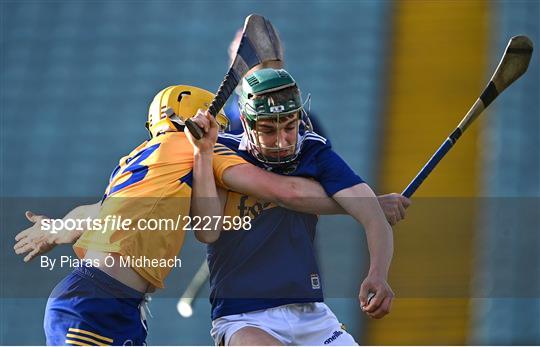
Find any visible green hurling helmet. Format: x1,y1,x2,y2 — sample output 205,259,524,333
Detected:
239,68,303,128
238,68,313,165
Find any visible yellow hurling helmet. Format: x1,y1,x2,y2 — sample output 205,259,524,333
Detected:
146,85,230,138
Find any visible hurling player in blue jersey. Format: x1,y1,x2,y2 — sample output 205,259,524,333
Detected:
191,68,399,346
223,30,409,227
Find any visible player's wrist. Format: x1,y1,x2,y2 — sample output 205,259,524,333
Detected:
367,267,389,280
56,229,83,244
193,149,214,157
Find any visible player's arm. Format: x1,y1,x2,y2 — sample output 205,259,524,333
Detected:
14,202,100,262
315,146,394,318
333,183,394,319
223,165,410,221
186,110,225,244
222,164,344,214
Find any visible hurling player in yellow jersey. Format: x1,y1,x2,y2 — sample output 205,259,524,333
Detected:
13,85,358,346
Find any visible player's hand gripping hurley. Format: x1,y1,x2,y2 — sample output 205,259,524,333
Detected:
185,14,283,139
402,35,533,198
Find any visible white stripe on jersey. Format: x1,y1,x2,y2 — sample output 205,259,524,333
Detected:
301,131,327,144
218,133,243,143
220,132,243,138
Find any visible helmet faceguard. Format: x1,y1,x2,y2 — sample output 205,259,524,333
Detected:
239,69,312,164
147,85,229,138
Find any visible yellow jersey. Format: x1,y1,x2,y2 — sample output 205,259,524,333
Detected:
74,132,245,288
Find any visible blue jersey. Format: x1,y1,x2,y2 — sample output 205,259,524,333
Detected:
208,132,364,320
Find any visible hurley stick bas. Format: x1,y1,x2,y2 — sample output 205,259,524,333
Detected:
402,35,533,198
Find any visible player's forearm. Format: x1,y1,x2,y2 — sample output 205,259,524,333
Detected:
276,176,345,214
333,184,394,278
363,218,393,278
70,202,100,220
342,204,393,277
192,152,223,243
56,202,101,244
223,164,344,214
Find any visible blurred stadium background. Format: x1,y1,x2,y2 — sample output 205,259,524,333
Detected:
1,0,538,345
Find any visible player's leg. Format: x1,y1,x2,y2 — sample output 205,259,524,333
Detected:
290,303,359,345
229,326,283,346
211,308,290,346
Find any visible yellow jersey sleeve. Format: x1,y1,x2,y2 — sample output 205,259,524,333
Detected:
212,143,246,190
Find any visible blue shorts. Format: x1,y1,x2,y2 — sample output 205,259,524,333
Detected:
44,265,147,346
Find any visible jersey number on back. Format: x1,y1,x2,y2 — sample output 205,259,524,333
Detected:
106,143,161,197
